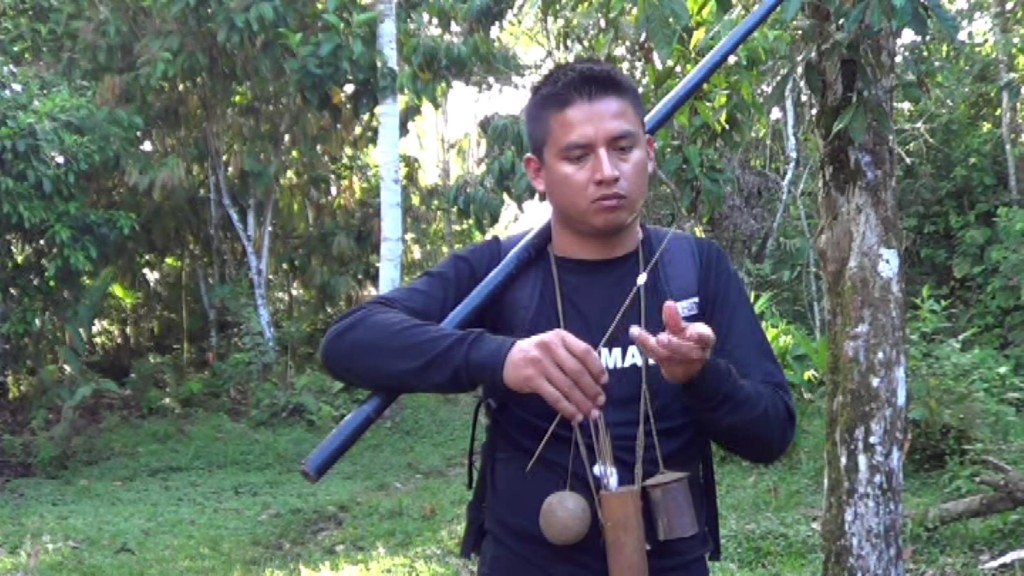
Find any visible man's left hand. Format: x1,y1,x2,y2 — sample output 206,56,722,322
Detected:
629,300,716,384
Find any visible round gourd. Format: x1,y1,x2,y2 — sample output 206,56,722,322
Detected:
538,490,591,546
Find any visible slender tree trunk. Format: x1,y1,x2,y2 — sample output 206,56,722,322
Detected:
377,0,402,294
762,74,801,261
809,10,908,576
796,168,824,339
205,170,221,362
440,108,454,254
196,264,217,365
206,129,277,357
0,301,8,398
181,251,188,378
992,0,1019,200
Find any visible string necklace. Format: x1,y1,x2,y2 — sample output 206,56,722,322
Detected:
527,228,674,500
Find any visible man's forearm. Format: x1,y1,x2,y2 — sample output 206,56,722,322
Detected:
320,301,516,395
684,357,796,463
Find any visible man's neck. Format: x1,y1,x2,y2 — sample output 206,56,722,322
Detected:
550,224,643,260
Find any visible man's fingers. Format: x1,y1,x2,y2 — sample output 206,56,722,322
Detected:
548,332,605,411
557,330,610,387
539,353,601,420
628,321,716,385
662,300,685,335
683,323,716,350
628,325,670,363
532,379,584,423
655,332,711,361
631,325,711,362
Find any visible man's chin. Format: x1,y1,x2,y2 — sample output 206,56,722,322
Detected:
590,212,641,236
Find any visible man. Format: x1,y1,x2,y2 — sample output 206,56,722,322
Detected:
320,59,795,575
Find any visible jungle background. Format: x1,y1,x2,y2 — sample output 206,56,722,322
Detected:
0,0,1021,574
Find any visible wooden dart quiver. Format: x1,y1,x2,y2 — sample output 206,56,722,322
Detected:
642,470,699,541
599,486,648,576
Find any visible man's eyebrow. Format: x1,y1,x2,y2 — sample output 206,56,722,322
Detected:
610,128,642,142
557,129,641,155
557,141,591,155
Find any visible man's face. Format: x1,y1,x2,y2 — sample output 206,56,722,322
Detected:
525,96,655,241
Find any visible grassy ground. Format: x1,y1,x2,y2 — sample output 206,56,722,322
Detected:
1,395,1020,575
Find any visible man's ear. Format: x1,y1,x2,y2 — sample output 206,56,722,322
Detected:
646,134,657,175
524,153,546,194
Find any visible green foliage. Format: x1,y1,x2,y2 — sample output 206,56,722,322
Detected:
440,113,533,233
752,291,827,399
0,59,139,461
1,0,526,411
886,17,1024,469
122,353,182,414
950,206,1024,363
0,61,138,362
251,369,353,427
905,286,1022,471
898,26,1024,361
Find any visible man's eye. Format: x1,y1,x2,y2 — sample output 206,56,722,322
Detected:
567,154,588,163
617,144,635,153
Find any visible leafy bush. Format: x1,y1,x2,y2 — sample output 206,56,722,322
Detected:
122,353,181,414
250,369,353,427
905,286,1022,471
955,205,1024,365
752,291,828,400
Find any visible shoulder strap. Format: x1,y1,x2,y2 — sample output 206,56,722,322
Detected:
648,225,701,308
460,230,543,559
499,230,545,336
647,225,721,561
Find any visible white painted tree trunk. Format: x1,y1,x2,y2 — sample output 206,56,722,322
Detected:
206,130,277,358
992,0,1019,199
376,0,402,294
810,19,908,576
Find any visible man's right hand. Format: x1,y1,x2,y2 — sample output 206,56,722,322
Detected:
502,329,608,423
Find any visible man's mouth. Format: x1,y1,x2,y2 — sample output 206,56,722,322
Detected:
594,193,627,207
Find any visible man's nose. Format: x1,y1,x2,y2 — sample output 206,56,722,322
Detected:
593,149,621,184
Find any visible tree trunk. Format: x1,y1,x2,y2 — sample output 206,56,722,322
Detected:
762,74,800,262
377,0,402,294
440,107,455,254
992,0,1019,200
205,170,222,362
810,9,908,576
196,264,217,365
796,168,824,339
206,129,277,358
0,301,8,399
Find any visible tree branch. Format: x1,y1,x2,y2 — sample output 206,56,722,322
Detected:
655,168,698,232
921,458,1024,529
981,548,1024,571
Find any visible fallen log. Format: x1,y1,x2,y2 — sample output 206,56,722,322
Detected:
923,457,1024,529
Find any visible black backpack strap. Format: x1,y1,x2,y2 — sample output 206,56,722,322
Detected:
649,225,700,318
460,395,498,558
647,226,721,561
498,229,545,336
460,229,546,559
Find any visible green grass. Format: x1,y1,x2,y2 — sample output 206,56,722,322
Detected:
1,397,1021,575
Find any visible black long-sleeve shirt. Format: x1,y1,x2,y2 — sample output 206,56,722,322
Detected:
321,225,796,574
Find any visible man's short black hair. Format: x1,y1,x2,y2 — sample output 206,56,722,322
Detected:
524,59,645,159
